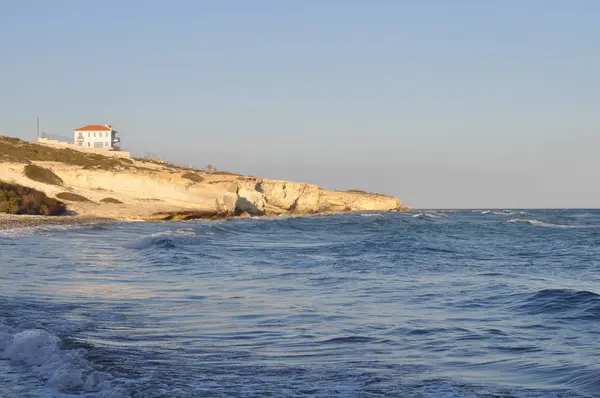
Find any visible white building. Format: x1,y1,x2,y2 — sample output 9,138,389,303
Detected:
73,124,120,149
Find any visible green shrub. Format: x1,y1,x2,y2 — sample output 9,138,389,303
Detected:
182,172,204,183
100,197,123,204
23,164,63,186
0,181,66,215
56,192,91,202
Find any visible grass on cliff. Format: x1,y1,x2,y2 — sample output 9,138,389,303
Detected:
344,189,390,197
24,164,64,186
0,136,133,169
56,192,91,202
0,181,67,215
182,172,204,183
1,136,242,175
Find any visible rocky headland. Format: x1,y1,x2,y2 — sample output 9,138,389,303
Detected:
0,136,406,225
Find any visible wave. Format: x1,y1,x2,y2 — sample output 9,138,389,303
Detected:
0,303,129,398
481,210,530,216
318,336,377,344
514,289,600,319
507,219,582,228
360,213,383,218
124,228,198,250
1,329,121,394
412,212,444,220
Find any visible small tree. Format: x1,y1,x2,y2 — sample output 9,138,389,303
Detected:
206,164,214,174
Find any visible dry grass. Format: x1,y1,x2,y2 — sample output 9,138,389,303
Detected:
0,136,133,170
0,181,67,215
23,164,63,186
1,136,241,175
132,155,242,176
345,189,389,197
56,192,91,202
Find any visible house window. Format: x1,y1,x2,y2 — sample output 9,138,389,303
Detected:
88,132,90,137
105,142,108,147
93,132,96,137
105,132,108,137
88,142,90,147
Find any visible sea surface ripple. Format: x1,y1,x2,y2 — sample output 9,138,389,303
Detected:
1,210,600,397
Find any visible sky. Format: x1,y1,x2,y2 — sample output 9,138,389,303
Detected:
1,0,599,208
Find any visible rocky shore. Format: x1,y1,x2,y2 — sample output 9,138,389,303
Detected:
0,214,113,230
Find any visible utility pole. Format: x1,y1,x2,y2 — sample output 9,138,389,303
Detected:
36,117,39,140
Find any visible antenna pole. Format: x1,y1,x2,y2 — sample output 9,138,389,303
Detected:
36,117,39,140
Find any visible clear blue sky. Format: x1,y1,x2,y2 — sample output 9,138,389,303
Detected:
2,1,599,208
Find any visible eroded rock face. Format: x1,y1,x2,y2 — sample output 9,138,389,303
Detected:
230,178,401,216
320,190,403,213
0,161,403,220
235,187,266,216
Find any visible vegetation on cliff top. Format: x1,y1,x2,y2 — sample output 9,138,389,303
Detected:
100,197,124,204
24,164,64,186
56,192,92,202
344,189,391,197
0,136,133,169
0,181,67,215
1,136,243,175
182,172,205,183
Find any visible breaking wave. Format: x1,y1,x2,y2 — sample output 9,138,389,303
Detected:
0,298,132,397
123,228,198,250
1,329,121,395
507,219,580,228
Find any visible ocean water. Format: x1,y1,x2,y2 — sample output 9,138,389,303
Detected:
1,210,600,397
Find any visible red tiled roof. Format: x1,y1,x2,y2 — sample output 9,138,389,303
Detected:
73,124,112,131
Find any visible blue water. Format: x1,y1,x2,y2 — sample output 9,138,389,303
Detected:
1,210,600,397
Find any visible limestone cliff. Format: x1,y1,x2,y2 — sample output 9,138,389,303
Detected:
0,147,404,220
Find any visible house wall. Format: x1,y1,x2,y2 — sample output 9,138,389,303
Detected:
74,130,113,149
36,137,130,158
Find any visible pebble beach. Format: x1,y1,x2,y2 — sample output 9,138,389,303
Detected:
0,214,113,230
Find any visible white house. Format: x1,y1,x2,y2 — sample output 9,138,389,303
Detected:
73,124,120,149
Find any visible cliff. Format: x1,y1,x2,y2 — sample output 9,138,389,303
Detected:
0,137,405,220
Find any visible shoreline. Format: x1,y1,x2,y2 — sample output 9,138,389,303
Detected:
0,214,116,230
0,209,413,230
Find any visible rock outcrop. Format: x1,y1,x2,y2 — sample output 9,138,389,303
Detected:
204,176,403,217
0,160,405,220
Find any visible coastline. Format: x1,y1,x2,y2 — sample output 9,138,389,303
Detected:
0,208,413,230
0,214,115,230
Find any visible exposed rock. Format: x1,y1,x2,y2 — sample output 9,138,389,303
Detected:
235,187,266,216
0,158,405,221
145,210,229,221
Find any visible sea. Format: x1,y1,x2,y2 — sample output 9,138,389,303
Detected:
1,210,599,398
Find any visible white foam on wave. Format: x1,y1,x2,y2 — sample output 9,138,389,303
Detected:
149,228,198,238
1,328,127,397
481,210,531,217
507,219,582,228
413,212,444,219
